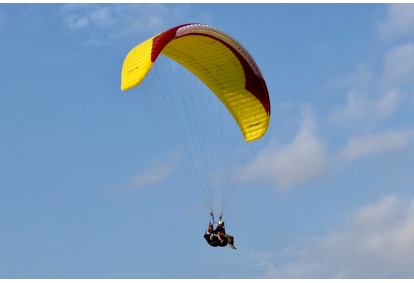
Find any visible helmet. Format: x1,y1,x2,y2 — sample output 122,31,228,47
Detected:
219,220,225,226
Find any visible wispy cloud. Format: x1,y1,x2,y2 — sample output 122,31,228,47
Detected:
248,195,414,278
128,153,179,191
329,88,404,126
383,42,414,86
242,105,414,191
327,44,412,127
241,106,331,190
337,129,414,162
60,4,191,45
377,4,414,40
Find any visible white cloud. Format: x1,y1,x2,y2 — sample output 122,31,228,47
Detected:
383,42,414,86
60,4,189,44
242,103,414,191
129,153,179,191
337,129,414,162
326,60,405,127
242,96,412,191
241,107,330,190
377,4,414,40
326,63,373,92
329,88,404,126
328,25,414,128
249,195,414,278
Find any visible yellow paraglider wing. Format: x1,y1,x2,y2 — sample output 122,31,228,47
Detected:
121,23,270,142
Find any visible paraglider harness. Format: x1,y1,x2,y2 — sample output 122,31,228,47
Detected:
209,211,222,226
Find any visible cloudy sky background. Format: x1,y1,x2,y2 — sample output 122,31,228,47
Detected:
1,3,414,278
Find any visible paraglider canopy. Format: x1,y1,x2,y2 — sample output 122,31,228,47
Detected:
121,23,270,142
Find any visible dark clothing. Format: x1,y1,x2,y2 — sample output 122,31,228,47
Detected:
204,231,219,247
214,225,225,235
214,224,234,247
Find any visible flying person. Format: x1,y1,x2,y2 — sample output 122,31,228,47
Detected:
214,220,236,249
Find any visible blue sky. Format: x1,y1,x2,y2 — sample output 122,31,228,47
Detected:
1,3,414,279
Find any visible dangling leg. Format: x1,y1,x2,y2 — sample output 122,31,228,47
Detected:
228,235,236,249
